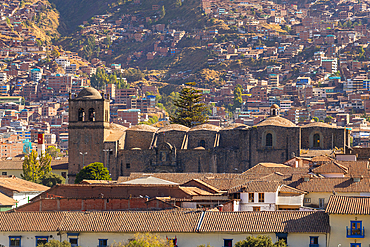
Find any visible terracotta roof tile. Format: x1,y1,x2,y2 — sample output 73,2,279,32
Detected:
199,211,329,233
0,210,329,233
312,161,349,174
0,176,49,194
228,181,281,193
326,195,370,215
290,177,370,193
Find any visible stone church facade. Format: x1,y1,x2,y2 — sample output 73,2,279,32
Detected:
68,88,351,182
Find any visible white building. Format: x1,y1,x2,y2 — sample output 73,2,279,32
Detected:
230,180,305,211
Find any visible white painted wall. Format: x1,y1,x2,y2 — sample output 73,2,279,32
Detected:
0,231,328,247
276,194,304,206
13,191,43,207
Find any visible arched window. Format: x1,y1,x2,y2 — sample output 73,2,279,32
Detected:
199,140,206,148
88,108,95,121
78,108,85,121
313,133,320,148
266,133,273,147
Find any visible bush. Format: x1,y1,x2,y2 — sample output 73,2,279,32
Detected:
75,162,111,184
235,235,287,247
37,240,71,247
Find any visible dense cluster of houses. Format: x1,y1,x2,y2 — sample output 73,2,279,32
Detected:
0,154,368,247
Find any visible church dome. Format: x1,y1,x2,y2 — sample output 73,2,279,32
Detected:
255,116,296,127
271,104,280,109
76,87,102,100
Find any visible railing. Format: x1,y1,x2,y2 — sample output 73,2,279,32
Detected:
346,226,365,238
309,244,319,247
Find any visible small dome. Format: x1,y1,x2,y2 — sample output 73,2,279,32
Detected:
271,104,280,109
76,87,102,100
189,123,221,132
127,124,158,132
255,116,296,127
157,124,190,133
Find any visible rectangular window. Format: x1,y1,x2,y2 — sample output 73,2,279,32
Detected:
350,244,361,247
351,221,362,236
2,172,7,175
9,236,21,247
249,193,254,202
304,198,311,203
224,239,233,247
253,206,260,211
99,239,108,247
69,238,78,247
276,233,287,244
61,172,67,178
319,198,325,208
259,193,265,202
36,236,48,246
126,163,130,169
309,236,318,247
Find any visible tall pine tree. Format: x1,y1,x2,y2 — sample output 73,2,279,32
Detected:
170,82,208,127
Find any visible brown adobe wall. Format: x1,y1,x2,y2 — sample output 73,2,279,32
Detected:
301,127,346,150
249,126,300,166
156,130,187,150
187,130,218,149
124,130,155,150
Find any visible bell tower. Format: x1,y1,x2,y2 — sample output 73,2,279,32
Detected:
68,87,110,183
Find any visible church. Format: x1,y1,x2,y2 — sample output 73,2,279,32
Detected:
68,87,351,183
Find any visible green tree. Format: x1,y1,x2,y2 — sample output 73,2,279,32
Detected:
235,235,287,247
75,162,111,184
313,117,319,122
324,116,333,124
38,172,65,187
22,150,52,183
112,233,173,247
233,84,243,110
37,240,71,247
170,82,208,127
46,146,60,158
160,6,166,18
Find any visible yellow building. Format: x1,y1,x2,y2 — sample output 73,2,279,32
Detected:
0,210,329,247
326,195,370,247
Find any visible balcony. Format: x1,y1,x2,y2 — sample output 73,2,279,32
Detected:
346,226,365,238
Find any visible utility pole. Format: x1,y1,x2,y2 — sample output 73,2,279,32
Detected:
79,152,87,167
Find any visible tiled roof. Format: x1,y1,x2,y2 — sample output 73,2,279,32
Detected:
0,210,329,233
242,163,309,178
0,176,49,193
312,161,348,174
179,186,214,196
199,211,329,233
290,177,370,193
326,195,370,215
0,193,16,206
228,180,281,193
311,155,333,162
0,211,65,232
